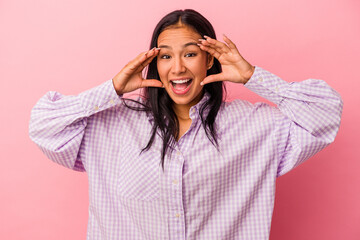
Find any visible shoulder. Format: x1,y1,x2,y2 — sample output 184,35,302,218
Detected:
217,99,279,129
117,96,149,116
221,99,275,116
86,95,150,126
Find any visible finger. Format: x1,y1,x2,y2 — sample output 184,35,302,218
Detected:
142,48,160,67
202,36,230,54
222,34,240,54
200,73,225,86
198,43,221,60
124,50,149,72
133,48,157,72
140,48,157,65
140,79,164,88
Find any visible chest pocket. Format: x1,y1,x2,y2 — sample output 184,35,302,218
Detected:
116,147,168,239
116,147,161,202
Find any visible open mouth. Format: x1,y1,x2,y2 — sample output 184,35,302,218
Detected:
171,78,193,89
170,78,193,95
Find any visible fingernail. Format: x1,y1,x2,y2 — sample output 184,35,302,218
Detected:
223,34,228,38
199,38,206,41
155,48,161,50
200,81,204,86
197,43,202,47
204,35,210,39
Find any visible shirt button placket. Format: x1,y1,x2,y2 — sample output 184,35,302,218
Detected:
170,150,185,239
176,151,182,165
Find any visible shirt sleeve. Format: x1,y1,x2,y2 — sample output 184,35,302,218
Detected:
29,79,122,171
244,66,343,177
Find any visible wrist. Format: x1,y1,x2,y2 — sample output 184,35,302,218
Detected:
242,65,255,85
112,77,123,95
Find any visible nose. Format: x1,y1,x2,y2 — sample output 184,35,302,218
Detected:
171,57,186,74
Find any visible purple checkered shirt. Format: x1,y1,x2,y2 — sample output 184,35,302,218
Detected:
29,66,343,239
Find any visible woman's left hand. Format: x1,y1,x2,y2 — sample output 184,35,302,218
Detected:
198,34,255,85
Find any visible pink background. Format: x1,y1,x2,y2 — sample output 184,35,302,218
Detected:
1,0,359,239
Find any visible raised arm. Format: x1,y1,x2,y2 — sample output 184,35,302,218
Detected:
244,67,343,176
29,80,121,171
29,47,163,171
198,35,343,176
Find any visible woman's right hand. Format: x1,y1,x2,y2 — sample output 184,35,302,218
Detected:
112,47,163,95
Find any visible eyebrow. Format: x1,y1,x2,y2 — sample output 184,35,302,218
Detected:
158,42,199,49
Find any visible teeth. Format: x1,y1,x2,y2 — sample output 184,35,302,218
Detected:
172,79,191,84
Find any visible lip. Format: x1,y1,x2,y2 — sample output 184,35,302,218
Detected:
170,79,193,95
170,77,192,82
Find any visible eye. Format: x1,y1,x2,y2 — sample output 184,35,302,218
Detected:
160,54,171,59
185,53,197,57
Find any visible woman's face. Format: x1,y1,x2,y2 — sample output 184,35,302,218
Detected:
157,26,212,108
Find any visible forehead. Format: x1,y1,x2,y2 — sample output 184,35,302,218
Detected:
157,26,202,46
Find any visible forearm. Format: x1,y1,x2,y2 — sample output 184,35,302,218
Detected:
245,66,343,176
29,80,121,171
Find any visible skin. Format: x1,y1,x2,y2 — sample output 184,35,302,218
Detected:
156,26,213,124
112,25,255,140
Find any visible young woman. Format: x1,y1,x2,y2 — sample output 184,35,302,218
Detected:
29,9,343,240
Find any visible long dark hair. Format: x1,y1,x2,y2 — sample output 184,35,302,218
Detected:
125,9,225,169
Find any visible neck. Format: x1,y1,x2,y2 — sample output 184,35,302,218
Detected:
173,104,191,121
172,91,204,121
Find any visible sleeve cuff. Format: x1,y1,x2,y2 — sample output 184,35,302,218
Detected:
79,79,122,116
244,66,290,105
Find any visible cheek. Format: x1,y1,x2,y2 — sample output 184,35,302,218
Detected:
196,55,209,73
156,62,167,80
193,61,208,77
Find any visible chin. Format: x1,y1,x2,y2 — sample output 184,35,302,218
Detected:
171,97,193,106
168,91,203,107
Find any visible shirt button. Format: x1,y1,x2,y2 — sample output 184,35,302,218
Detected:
176,151,181,156
94,105,99,110
275,86,279,92
173,179,178,185
175,213,181,218
258,77,263,82
191,108,196,114
109,99,115,104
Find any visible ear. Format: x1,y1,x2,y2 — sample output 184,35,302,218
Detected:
207,54,214,70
